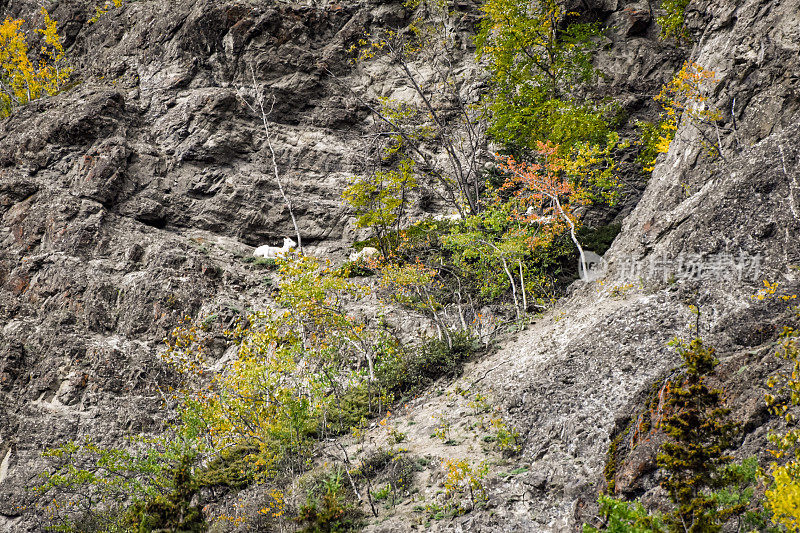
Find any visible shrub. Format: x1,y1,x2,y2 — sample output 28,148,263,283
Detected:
193,444,261,490
160,255,390,481
124,456,206,533
406,333,477,387
643,62,722,170
370,453,416,507
635,119,674,172
432,414,453,444
253,257,279,269
35,436,203,533
374,332,477,399
657,0,690,42
0,9,71,118
765,309,800,530
326,382,373,435
489,417,522,456
89,0,125,24
583,495,667,532
295,468,363,533
442,459,488,512
337,259,375,278
766,467,800,531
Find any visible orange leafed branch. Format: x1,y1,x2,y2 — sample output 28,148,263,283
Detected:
496,141,591,278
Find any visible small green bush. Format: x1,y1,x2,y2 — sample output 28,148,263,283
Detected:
635,120,667,171
193,444,260,490
295,468,363,533
326,383,373,434
377,332,477,396
657,0,690,42
379,454,416,507
241,255,279,269
374,332,478,397
579,224,622,257
410,333,475,382
358,449,393,479
337,260,375,278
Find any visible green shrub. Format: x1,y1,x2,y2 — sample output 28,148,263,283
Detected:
326,382,373,434
241,255,279,269
635,120,668,171
476,0,608,155
404,333,477,389
657,0,690,42
295,468,363,533
357,449,393,479
373,484,391,501
36,440,204,533
579,224,622,257
193,444,261,490
337,260,375,278
254,257,279,269
373,332,478,397
342,158,418,257
583,495,667,532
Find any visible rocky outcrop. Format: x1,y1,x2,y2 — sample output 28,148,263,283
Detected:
0,0,415,528
1,0,798,531
429,0,800,530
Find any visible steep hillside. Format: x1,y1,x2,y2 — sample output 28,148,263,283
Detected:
1,0,799,531
0,1,418,529
417,0,800,529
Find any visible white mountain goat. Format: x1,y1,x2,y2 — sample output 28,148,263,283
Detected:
254,237,296,259
525,205,553,224
432,212,462,222
349,246,379,263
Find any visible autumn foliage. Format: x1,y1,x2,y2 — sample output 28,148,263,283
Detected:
499,144,587,225
0,9,71,119
639,61,721,171
496,141,617,279
765,310,800,531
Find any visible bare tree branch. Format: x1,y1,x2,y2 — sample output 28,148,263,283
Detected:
239,64,304,254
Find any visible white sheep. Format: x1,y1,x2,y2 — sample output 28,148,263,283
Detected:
253,237,296,259
349,246,379,263
524,206,554,224
432,212,462,222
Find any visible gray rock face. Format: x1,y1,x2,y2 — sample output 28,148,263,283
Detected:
0,1,399,528
1,0,798,531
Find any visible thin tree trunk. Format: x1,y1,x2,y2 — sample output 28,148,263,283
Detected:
337,443,363,502
242,65,304,255
518,259,527,312
477,239,521,320
553,196,587,281
500,257,521,321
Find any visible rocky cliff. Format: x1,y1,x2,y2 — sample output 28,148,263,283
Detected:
1,0,799,531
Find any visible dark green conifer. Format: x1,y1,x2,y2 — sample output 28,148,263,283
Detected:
657,338,740,533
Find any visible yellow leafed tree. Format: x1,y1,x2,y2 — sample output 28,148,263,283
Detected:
0,9,71,119
765,307,800,531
